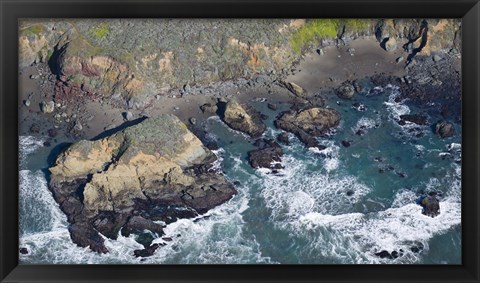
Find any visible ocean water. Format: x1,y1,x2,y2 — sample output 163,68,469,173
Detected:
19,83,461,264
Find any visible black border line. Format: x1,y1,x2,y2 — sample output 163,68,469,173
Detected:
1,0,479,282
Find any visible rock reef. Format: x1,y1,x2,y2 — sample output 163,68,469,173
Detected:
48,114,236,254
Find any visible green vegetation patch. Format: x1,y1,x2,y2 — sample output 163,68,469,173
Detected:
290,19,340,53
90,23,110,39
22,24,45,37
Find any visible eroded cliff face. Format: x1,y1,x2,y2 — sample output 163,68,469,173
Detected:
48,114,236,253
19,18,461,106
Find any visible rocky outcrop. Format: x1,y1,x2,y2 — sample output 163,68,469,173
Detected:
417,193,440,217
398,114,428,126
336,81,355,100
247,139,284,171
49,114,236,254
217,99,266,138
435,120,455,138
274,107,340,149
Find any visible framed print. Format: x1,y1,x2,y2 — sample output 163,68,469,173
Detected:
1,0,479,282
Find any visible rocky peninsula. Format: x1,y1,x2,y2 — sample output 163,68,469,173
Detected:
19,18,462,261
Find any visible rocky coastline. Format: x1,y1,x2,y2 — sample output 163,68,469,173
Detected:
19,18,461,259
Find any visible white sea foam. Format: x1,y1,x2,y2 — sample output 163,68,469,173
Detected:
19,136,45,166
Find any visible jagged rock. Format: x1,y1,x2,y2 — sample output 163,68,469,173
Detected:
217,99,266,138
40,101,55,113
435,121,455,138
399,114,428,125
19,247,29,255
283,81,306,97
247,139,284,170
275,107,340,149
200,103,217,114
277,132,290,145
121,216,165,237
49,115,236,253
418,193,440,217
336,82,355,100
341,140,351,147
134,243,160,258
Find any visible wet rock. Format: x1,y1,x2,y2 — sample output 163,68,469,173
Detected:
47,128,58,138
49,115,236,253
121,216,165,237
417,193,440,217
275,107,340,149
134,243,160,258
43,141,51,147
40,101,55,113
375,250,393,259
247,139,283,170
260,114,269,120
435,121,455,138
341,140,351,147
29,124,40,134
19,247,29,255
267,103,277,111
399,114,428,125
336,82,355,100
162,237,173,242
217,99,266,138
200,103,217,114
277,132,290,145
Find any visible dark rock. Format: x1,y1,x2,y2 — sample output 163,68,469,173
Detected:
435,121,455,138
69,222,108,254
418,193,440,217
336,81,355,99
375,250,392,259
391,251,399,258
19,247,29,254
274,107,340,149
200,103,218,114
47,128,58,138
346,190,354,196
247,139,284,170
217,99,266,138
29,124,40,134
341,140,351,147
162,237,173,242
43,141,51,147
133,243,160,258
399,114,428,125
260,114,269,120
277,132,290,145
121,215,165,238
267,103,277,111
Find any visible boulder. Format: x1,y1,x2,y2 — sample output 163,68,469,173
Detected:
200,103,217,114
384,37,397,52
133,243,160,258
217,99,266,138
283,81,306,97
418,193,440,217
40,101,55,113
277,132,290,145
267,103,277,111
49,115,236,253
274,107,340,149
336,82,355,100
435,121,455,138
247,139,284,170
399,114,428,125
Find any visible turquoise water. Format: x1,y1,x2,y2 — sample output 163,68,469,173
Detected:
19,83,461,264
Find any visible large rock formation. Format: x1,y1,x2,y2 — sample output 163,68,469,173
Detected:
247,139,284,171
49,114,236,254
274,107,340,149
217,99,266,138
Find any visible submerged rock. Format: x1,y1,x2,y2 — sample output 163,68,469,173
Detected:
247,139,284,170
277,132,290,145
217,98,266,138
435,120,455,138
399,114,428,125
336,82,355,100
49,114,236,254
274,107,340,149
